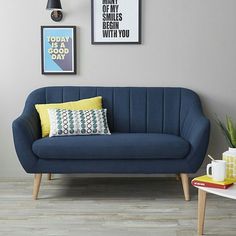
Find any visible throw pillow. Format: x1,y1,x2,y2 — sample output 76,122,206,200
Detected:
35,96,102,137
48,109,111,137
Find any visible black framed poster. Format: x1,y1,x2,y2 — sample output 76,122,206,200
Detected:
91,0,141,44
41,26,76,74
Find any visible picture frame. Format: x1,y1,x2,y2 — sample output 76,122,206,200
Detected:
41,26,76,74
91,0,141,44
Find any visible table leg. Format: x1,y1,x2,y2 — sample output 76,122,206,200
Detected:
198,189,207,235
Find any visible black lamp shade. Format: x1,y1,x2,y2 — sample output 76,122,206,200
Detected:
46,0,62,10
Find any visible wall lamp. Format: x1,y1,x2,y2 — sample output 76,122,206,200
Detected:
46,0,63,22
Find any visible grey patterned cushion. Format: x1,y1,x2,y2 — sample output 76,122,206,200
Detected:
48,109,111,137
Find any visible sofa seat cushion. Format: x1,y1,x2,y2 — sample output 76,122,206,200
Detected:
32,133,190,160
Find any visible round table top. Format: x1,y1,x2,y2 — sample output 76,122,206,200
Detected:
195,184,236,200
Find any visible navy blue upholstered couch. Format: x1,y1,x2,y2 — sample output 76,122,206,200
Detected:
12,87,210,200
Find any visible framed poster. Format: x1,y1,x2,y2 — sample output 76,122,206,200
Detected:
41,26,76,74
91,0,141,44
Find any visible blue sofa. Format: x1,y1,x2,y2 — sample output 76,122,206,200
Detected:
12,87,210,200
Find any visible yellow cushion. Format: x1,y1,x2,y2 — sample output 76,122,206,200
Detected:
35,96,102,137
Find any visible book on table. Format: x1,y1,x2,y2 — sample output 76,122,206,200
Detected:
191,175,235,189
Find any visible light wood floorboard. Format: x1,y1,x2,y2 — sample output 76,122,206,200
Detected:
0,177,235,236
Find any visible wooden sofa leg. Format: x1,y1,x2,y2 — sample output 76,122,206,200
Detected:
47,173,52,181
180,173,190,201
33,174,42,200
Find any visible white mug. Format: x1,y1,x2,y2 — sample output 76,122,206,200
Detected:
207,160,226,182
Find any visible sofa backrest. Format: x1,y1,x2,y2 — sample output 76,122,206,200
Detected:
26,87,202,135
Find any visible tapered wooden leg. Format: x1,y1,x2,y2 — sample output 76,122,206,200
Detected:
33,174,42,200
198,189,207,235
47,173,52,181
180,173,190,201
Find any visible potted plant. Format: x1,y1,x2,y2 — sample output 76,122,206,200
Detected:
215,116,236,148
215,116,236,179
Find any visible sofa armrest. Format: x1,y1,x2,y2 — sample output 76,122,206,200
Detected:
180,109,210,173
12,112,41,173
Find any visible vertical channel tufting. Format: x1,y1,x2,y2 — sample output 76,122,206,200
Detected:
40,87,187,135
62,87,65,102
163,88,181,135
145,88,147,133
146,88,163,133
112,87,114,131
178,88,182,136
162,88,165,133
97,87,113,132
113,88,130,132
63,87,80,101
45,88,48,104
129,88,131,133
45,87,63,103
130,88,146,132
146,88,149,132
79,87,97,99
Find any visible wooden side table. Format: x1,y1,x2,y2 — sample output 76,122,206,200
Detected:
195,184,236,235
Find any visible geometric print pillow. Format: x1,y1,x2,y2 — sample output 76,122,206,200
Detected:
48,109,111,137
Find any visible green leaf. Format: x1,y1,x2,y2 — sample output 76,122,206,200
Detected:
226,116,236,147
214,115,234,147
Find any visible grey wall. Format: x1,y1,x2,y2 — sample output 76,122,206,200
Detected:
0,0,235,177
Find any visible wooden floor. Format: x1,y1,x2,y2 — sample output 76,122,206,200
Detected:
0,177,235,236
